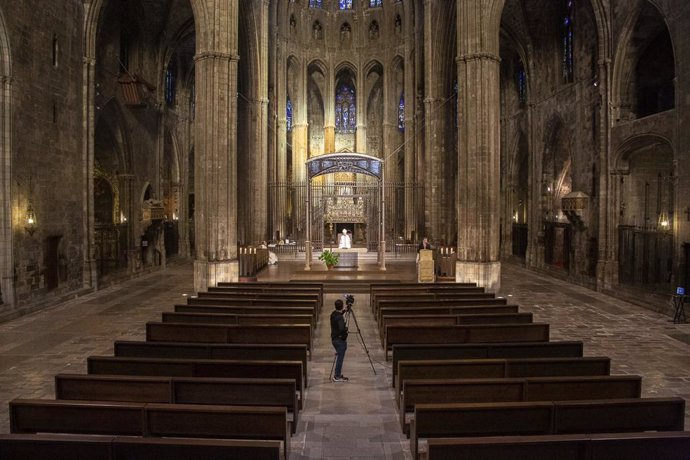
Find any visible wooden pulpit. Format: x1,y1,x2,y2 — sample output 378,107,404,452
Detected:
417,249,435,283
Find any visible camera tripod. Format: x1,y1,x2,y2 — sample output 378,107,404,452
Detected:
330,305,377,379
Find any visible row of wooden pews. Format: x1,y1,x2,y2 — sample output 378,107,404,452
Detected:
2,281,324,460
370,282,690,459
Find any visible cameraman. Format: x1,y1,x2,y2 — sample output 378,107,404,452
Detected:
330,299,349,382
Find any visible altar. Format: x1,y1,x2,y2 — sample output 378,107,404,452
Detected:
335,249,359,268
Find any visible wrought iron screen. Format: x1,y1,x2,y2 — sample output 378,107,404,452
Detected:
268,180,422,250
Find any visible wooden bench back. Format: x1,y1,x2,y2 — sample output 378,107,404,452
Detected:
410,397,686,459
380,312,532,344
114,341,309,382
176,304,316,318
187,297,318,309
55,374,300,433
396,357,611,398
424,432,690,460
385,324,550,353
9,399,290,459
391,341,584,388
375,297,506,318
87,356,305,395
399,375,642,432
162,311,315,328
146,322,312,351
378,306,521,336
0,434,284,460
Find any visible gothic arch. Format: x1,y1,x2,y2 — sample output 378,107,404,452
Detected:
612,1,675,121
0,6,12,306
613,133,674,174
490,0,610,59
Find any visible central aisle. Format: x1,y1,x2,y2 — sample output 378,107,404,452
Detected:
291,292,411,459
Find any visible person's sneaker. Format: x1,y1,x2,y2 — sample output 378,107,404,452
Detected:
332,375,349,382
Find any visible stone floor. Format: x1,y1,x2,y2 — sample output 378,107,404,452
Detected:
1,260,689,459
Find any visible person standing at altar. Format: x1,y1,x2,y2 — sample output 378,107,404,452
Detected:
338,228,352,249
417,237,432,252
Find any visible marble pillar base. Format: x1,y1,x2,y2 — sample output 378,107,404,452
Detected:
194,259,239,292
456,261,501,292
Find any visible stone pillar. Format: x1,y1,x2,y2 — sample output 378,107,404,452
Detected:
404,29,416,241
193,0,240,292
455,0,501,291
596,58,618,290
422,0,444,242
81,56,98,289
0,74,14,306
250,0,270,243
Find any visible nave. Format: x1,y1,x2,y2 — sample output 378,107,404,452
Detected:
0,262,689,458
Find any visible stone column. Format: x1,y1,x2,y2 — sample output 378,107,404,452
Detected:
404,27,416,241
422,0,445,242
193,0,240,292
0,74,14,306
81,56,98,289
596,58,618,290
455,0,501,291
249,0,270,243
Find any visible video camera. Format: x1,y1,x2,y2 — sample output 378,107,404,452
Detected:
344,294,355,309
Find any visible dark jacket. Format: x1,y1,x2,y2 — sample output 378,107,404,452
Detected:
330,310,348,340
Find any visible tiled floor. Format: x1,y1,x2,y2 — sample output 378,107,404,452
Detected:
1,260,689,459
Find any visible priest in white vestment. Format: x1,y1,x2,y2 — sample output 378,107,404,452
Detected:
338,229,352,249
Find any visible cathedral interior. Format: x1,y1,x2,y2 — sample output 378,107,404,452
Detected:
0,0,687,318
1,0,690,456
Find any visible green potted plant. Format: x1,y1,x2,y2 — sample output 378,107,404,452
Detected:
318,249,340,270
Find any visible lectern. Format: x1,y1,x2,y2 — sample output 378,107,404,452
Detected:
417,249,435,283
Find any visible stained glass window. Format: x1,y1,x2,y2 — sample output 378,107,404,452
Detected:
286,98,293,132
165,60,177,106
562,0,574,83
339,0,353,10
335,83,356,133
370,0,382,7
517,61,527,105
398,93,405,131
309,0,321,8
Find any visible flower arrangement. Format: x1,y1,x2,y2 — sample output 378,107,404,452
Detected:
318,249,340,269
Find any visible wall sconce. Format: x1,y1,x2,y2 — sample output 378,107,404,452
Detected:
25,201,37,235
658,211,671,231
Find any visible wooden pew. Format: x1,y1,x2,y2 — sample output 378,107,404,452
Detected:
162,311,315,328
380,312,533,345
187,296,318,312
385,324,550,355
374,297,507,319
9,399,291,459
391,341,584,388
146,322,313,351
0,434,284,460
378,305,521,336
87,356,305,397
55,374,300,434
424,432,690,460
194,292,320,310
211,283,323,310
399,375,642,432
396,357,611,401
370,283,478,300
114,341,309,384
176,304,317,319
409,397,686,459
